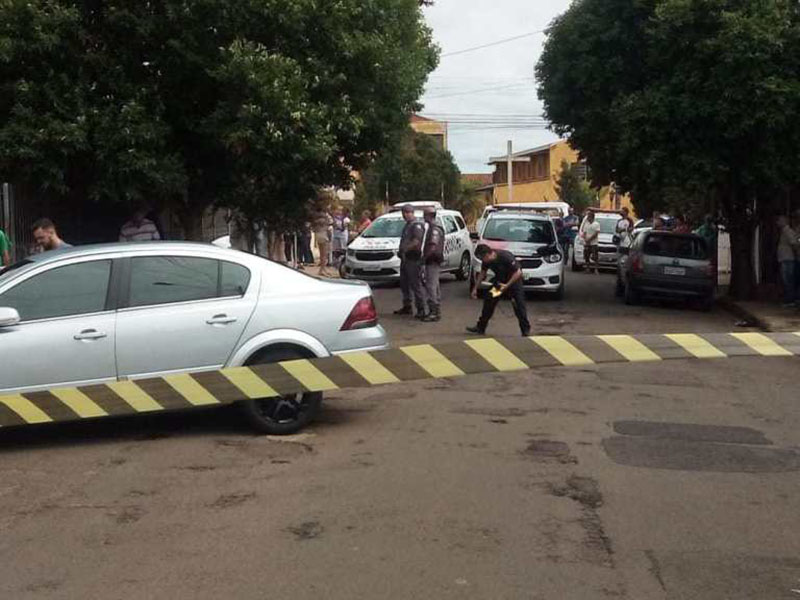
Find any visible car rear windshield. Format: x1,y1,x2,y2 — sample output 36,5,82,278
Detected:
643,234,708,259
361,218,409,238
597,217,620,234
483,218,554,244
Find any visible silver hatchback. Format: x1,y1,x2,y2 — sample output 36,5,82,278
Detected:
0,242,389,433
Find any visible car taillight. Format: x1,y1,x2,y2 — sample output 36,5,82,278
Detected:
341,297,378,331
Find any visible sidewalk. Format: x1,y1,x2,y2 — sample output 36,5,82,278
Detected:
718,296,800,332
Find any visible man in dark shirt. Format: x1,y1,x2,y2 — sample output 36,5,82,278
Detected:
467,244,531,336
394,205,426,318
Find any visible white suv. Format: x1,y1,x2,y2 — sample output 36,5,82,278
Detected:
573,210,624,271
344,203,473,283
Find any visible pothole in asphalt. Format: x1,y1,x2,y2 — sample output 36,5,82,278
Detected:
613,421,773,445
602,437,800,473
523,440,578,464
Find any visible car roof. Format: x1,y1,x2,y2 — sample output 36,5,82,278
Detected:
485,211,552,221
378,208,460,218
21,241,248,266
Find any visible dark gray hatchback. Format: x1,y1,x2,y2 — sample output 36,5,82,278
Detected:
617,231,714,309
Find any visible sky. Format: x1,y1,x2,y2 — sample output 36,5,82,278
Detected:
420,0,572,175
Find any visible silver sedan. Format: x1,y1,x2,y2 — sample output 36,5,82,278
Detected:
0,242,389,433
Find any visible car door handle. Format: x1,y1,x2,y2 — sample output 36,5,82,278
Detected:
206,314,237,325
74,329,108,341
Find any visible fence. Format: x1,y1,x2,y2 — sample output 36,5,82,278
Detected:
0,183,36,261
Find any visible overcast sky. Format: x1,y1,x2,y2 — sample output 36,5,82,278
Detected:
421,0,571,174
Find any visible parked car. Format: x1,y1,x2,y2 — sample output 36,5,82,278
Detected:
573,209,624,271
471,211,565,298
476,201,571,233
0,242,389,434
343,204,473,283
616,231,714,309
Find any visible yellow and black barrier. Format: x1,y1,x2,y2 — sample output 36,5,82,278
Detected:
0,332,798,427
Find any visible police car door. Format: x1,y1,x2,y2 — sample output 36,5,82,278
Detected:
440,215,461,269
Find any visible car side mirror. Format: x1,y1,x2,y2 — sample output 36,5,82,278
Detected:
0,307,20,327
469,232,479,241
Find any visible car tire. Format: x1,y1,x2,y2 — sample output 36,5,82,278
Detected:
699,295,714,312
571,252,583,272
624,279,640,305
239,347,322,435
456,252,471,281
554,279,565,300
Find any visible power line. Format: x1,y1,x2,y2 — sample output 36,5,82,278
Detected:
440,30,546,58
424,82,535,100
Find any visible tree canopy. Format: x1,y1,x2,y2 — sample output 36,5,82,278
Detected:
537,0,800,297
0,0,438,237
554,160,593,214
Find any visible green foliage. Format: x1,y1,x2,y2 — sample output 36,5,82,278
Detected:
554,160,593,214
0,0,438,232
537,0,800,297
358,129,461,209
448,180,486,225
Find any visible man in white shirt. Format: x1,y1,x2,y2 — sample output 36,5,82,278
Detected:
580,210,601,273
120,209,161,242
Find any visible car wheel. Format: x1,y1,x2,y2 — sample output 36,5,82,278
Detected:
456,252,471,281
624,279,640,305
338,260,347,279
239,347,322,435
554,279,565,300
571,252,583,272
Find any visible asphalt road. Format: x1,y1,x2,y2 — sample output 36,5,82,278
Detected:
1,269,798,599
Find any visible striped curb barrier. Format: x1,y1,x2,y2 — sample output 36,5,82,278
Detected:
0,331,798,428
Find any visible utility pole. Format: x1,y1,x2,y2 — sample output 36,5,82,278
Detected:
507,140,514,204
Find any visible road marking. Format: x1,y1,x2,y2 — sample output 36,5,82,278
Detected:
340,352,401,385
221,367,280,399
0,394,53,424
401,344,465,378
731,333,793,357
107,381,164,412
50,388,108,418
599,335,661,362
530,336,594,366
164,374,220,406
280,359,339,392
665,334,727,359
465,339,528,372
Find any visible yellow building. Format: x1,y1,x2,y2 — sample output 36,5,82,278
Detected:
410,114,448,150
487,140,634,213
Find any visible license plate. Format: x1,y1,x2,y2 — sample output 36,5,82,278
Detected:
664,266,685,276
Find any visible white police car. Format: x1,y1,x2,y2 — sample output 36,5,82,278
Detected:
343,202,473,283
471,211,565,298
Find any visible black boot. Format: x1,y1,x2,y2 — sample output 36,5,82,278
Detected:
423,304,441,322
465,325,485,335
414,311,427,320
394,306,412,315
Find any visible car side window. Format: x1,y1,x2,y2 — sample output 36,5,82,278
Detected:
455,216,466,230
443,216,459,235
0,260,112,322
129,256,218,307
220,261,251,297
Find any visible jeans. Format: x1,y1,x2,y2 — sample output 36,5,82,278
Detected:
781,260,797,304
477,282,530,335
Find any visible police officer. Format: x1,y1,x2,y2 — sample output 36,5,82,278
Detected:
421,206,445,322
467,244,531,336
394,204,426,318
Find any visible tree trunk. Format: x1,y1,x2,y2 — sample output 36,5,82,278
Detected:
728,220,757,300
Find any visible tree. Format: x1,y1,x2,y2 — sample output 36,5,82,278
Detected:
554,160,593,214
0,0,438,242
357,129,461,210
536,0,800,298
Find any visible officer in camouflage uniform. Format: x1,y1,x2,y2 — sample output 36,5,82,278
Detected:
421,206,445,322
394,204,426,318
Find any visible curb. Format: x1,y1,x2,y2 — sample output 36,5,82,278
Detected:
717,296,771,332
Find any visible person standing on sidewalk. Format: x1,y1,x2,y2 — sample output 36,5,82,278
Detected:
467,244,531,337
394,205,426,318
313,209,333,277
0,227,10,267
777,215,799,307
580,210,601,273
421,206,445,322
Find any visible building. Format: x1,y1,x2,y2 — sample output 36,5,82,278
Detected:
410,114,448,151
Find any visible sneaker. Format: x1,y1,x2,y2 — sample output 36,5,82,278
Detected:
423,313,441,322
465,326,485,335
393,307,412,315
